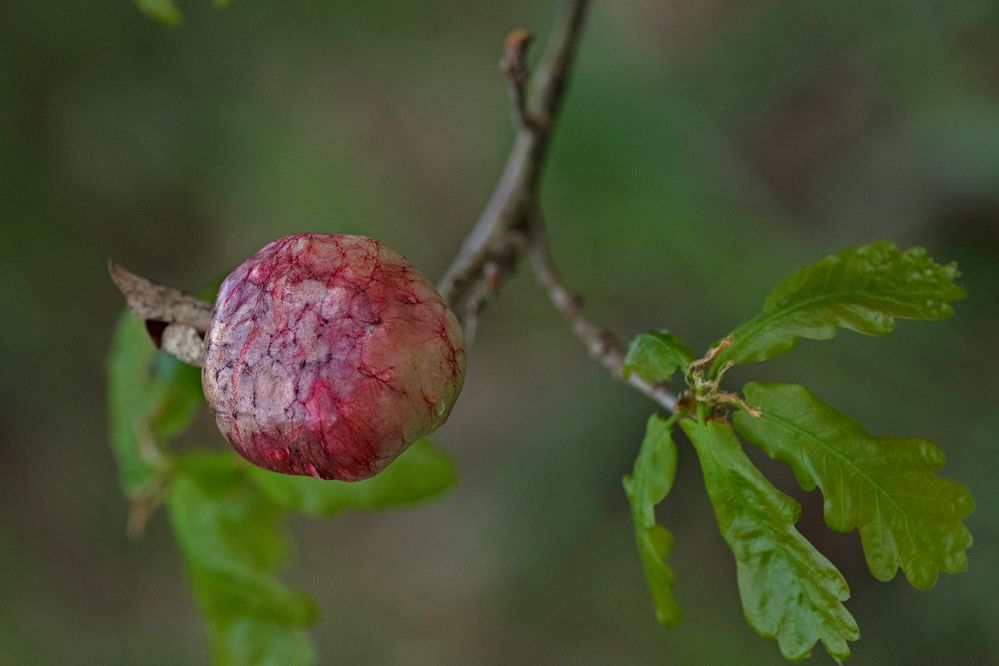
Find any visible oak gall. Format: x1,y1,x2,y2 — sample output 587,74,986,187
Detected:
202,233,465,481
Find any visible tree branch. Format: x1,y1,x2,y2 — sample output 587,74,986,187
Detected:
436,0,590,335
107,0,679,413
499,28,538,132
528,220,678,413
440,0,678,413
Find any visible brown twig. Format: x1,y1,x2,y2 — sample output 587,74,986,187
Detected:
125,424,173,539
441,0,678,413
437,0,590,331
500,28,539,132
528,218,678,413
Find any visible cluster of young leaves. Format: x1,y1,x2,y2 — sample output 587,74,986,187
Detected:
107,312,457,665
134,0,233,26
621,241,974,663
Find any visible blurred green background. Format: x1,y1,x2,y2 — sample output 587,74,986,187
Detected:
2,0,998,663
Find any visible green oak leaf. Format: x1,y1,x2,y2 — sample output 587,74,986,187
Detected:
623,331,694,383
716,241,965,368
108,312,204,496
682,420,859,663
623,414,682,624
169,452,317,666
733,382,974,590
247,437,457,517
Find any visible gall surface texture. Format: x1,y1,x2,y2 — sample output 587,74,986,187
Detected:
202,233,465,481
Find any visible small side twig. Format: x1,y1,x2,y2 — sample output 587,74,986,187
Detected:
126,424,173,539
528,218,678,414
500,28,542,132
127,476,171,539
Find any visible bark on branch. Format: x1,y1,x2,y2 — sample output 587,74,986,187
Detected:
436,0,590,336
439,0,678,413
528,221,678,413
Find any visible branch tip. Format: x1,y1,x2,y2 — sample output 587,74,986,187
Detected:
502,27,534,63
501,28,541,132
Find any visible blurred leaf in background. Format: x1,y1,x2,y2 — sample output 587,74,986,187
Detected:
248,437,457,518
107,302,459,663
108,313,203,496
169,452,317,666
135,0,183,26
135,0,235,26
